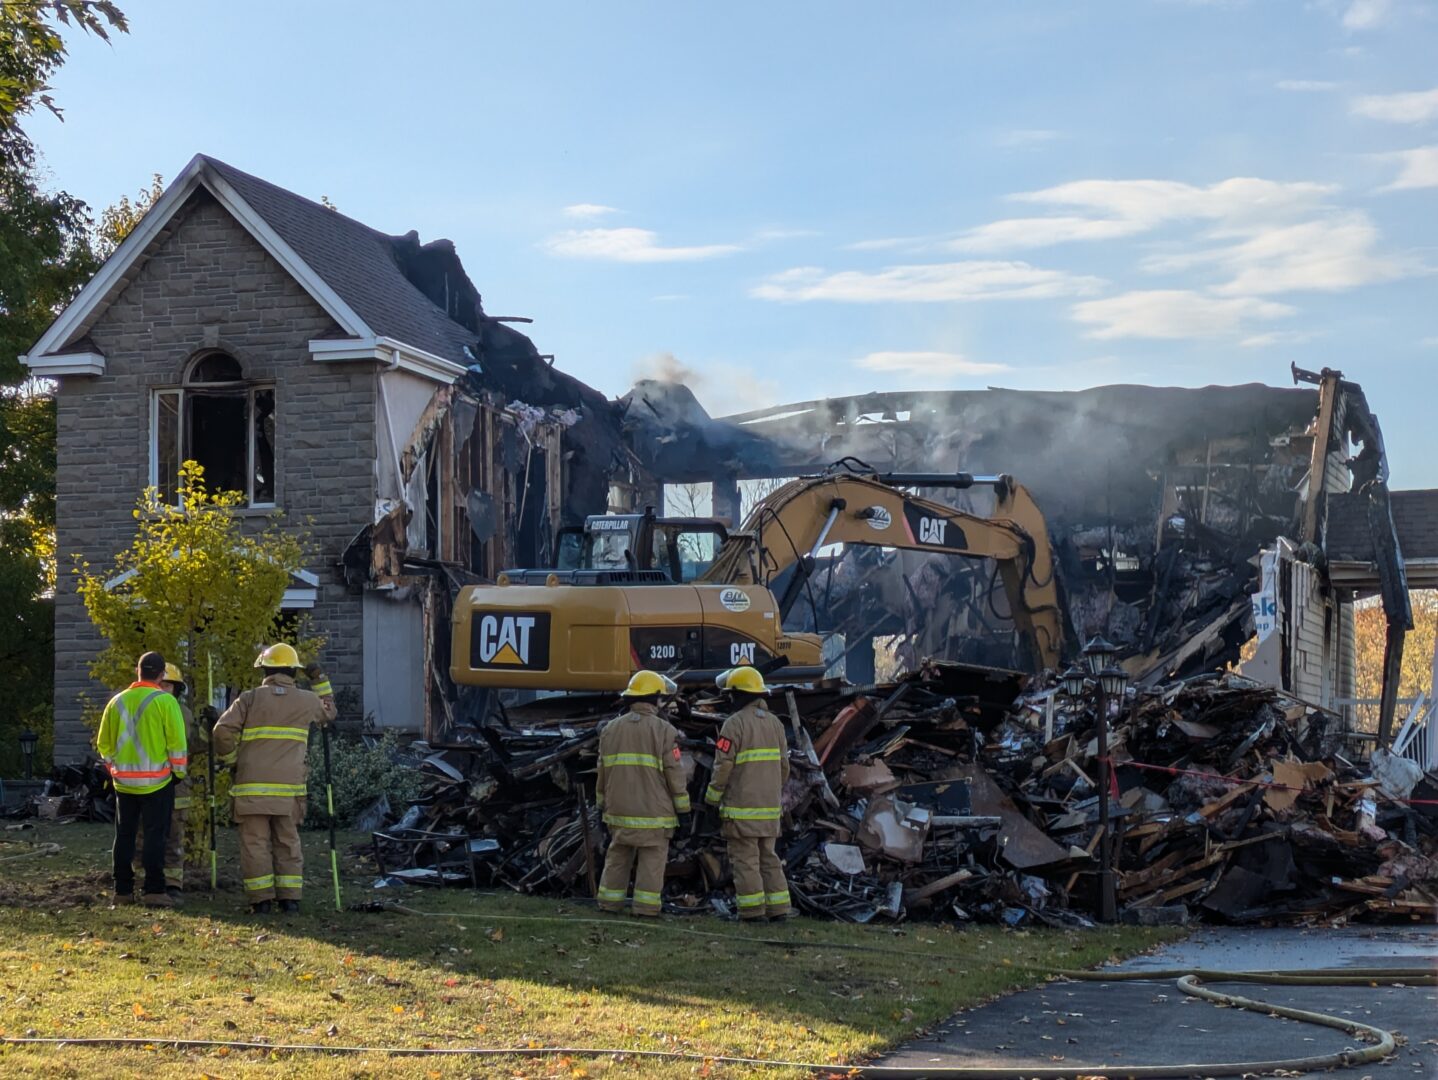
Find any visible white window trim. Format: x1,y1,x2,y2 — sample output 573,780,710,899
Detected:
151,382,278,509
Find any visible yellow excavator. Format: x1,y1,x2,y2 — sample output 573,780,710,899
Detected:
450,464,1065,691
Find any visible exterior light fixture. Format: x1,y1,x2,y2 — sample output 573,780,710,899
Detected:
18,729,38,781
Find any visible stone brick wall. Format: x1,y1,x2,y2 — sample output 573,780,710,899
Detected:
52,189,376,762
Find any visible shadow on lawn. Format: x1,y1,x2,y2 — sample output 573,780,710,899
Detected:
4,821,994,1031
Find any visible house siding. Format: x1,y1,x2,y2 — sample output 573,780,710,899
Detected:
52,188,376,762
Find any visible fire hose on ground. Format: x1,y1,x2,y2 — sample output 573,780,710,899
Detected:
2,899,1430,1077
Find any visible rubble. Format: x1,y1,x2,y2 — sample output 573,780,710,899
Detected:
369,663,1438,927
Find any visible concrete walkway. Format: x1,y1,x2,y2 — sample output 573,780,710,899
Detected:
881,926,1437,1078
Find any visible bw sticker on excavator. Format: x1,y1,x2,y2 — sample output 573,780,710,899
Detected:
469,611,551,670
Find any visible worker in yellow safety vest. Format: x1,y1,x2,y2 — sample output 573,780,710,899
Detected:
705,666,792,921
595,670,690,916
96,651,189,907
211,643,335,914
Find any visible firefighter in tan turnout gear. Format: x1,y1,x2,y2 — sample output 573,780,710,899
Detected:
705,666,792,921
595,670,690,916
157,663,201,903
212,644,336,914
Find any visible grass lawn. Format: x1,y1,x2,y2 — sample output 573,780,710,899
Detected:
0,822,1178,1078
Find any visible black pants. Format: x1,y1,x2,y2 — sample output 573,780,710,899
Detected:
113,778,175,896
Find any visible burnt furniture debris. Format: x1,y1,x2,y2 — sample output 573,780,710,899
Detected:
363,663,1436,926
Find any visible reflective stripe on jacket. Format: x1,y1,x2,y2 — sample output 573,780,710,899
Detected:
595,702,690,840
705,700,791,838
96,682,189,795
211,674,331,816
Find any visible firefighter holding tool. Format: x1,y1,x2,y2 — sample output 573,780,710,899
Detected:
155,662,202,904
212,643,335,914
706,665,792,921
595,670,689,917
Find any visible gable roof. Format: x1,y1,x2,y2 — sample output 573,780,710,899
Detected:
1327,488,1438,562
199,157,480,367
21,153,479,382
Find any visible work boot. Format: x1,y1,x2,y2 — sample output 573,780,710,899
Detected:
768,910,797,923
249,900,273,915
278,899,300,915
112,893,137,907
142,892,176,908
165,888,185,907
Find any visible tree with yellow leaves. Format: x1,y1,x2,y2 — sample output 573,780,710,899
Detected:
74,460,320,701
1353,591,1437,733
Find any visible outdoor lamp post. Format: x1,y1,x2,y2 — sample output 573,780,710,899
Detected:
18,729,38,781
1076,636,1121,922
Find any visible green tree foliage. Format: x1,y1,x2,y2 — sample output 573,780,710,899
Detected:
93,170,161,256
0,1,128,147
74,461,321,711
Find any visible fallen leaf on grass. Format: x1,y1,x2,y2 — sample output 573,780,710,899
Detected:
327,1024,339,1037
487,928,504,943
328,990,346,1003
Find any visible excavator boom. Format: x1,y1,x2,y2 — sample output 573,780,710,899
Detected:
701,469,1064,672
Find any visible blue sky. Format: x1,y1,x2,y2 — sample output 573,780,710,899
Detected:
35,0,1438,486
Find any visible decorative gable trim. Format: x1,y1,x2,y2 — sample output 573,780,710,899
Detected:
21,154,379,377
309,335,468,385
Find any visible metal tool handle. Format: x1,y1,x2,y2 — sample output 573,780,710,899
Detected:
322,724,341,912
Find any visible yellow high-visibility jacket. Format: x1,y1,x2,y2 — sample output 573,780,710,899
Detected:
705,700,790,838
96,682,188,795
595,702,691,845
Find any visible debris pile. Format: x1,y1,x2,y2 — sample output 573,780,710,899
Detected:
374,664,1437,926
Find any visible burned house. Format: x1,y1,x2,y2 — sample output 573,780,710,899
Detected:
23,155,632,761
623,367,1417,732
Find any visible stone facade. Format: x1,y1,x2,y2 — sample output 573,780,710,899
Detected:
52,189,376,762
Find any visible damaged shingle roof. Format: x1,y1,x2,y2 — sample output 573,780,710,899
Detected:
201,155,479,363
1326,488,1438,562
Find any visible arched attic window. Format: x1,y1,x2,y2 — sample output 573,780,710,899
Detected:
151,352,276,507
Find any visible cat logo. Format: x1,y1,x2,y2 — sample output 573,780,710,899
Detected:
730,642,757,665
918,517,948,545
470,611,551,670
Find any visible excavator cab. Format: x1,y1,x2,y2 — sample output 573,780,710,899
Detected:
555,509,728,583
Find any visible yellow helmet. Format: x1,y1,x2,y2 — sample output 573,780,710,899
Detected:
724,665,770,695
622,670,678,697
161,662,185,686
255,642,301,668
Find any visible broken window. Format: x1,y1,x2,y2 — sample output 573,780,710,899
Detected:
152,352,276,506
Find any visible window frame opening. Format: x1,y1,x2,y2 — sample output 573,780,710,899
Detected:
150,352,277,508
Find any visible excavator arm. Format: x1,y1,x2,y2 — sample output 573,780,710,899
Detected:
701,469,1064,672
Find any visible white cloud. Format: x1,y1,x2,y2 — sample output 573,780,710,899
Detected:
562,203,620,219
844,236,930,252
1072,290,1294,340
1277,79,1339,92
1342,0,1391,29
751,261,1105,303
854,351,1011,377
1012,177,1335,223
1351,86,1438,123
1422,336,1438,347
951,215,1149,253
1379,146,1438,190
544,227,741,262
1145,212,1417,294
1239,330,1323,348
953,177,1336,252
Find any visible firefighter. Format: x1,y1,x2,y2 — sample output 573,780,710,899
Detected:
150,663,201,905
705,666,792,921
212,643,336,914
595,670,689,917
96,651,188,907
